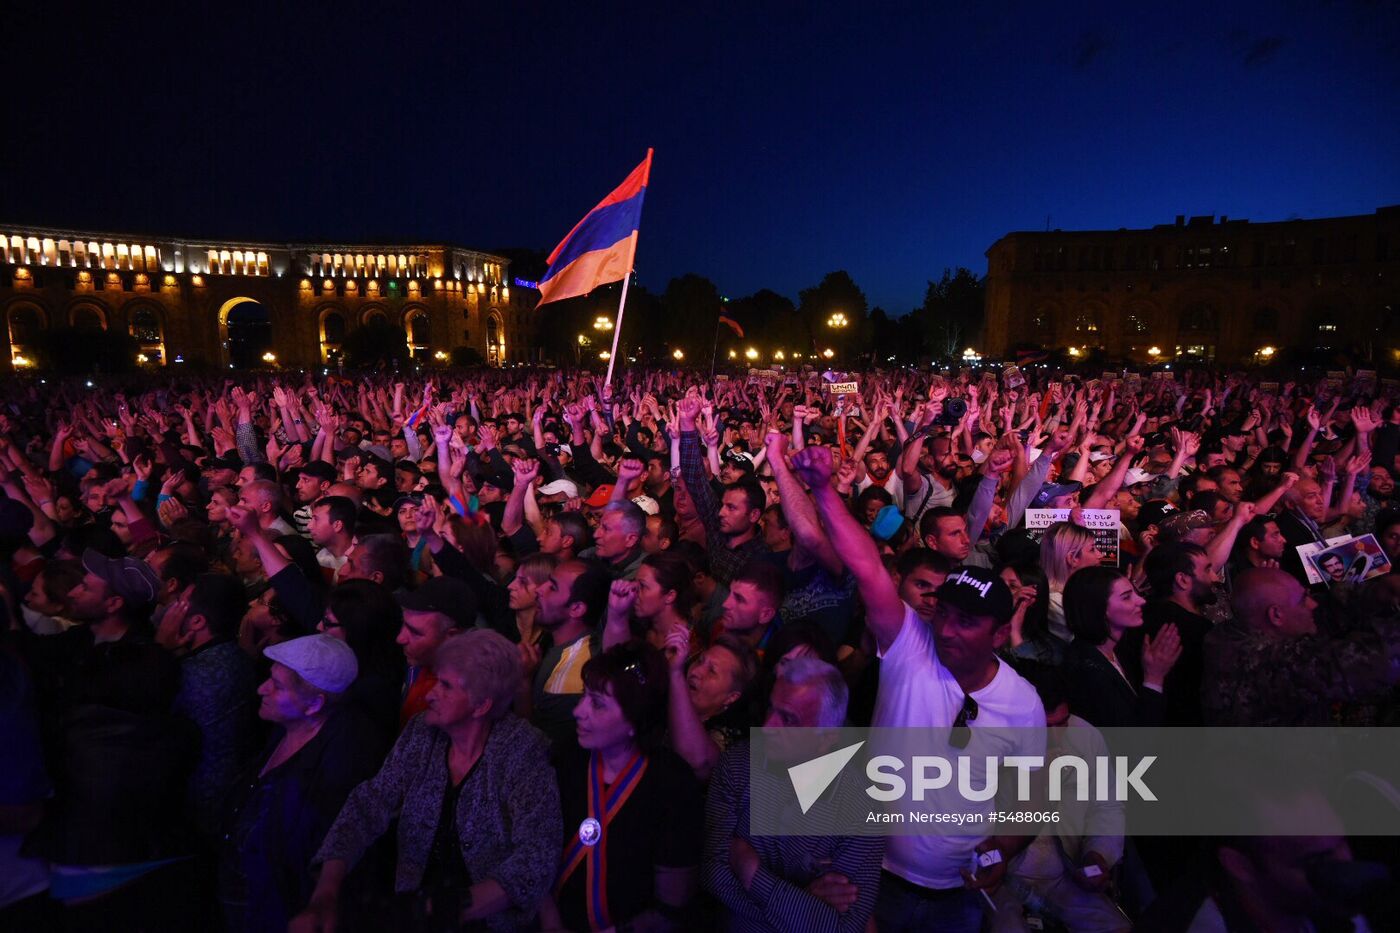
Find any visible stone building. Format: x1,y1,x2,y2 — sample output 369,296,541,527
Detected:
0,224,542,371
983,206,1400,367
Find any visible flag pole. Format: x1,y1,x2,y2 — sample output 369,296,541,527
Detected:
708,311,723,382
603,270,630,388
601,148,651,391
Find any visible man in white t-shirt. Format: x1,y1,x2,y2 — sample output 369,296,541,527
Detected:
796,445,1046,933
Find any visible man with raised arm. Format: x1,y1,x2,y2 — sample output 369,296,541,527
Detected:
793,444,1045,933
677,393,770,584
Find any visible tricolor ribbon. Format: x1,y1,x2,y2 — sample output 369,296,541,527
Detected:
556,750,649,930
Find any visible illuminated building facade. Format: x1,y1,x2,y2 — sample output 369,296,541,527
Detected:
0,224,541,370
984,206,1400,366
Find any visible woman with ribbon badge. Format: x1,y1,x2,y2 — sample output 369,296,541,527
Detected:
540,642,703,932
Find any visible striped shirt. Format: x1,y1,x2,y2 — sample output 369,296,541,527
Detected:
702,744,884,933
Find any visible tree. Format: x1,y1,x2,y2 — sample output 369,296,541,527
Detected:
661,274,724,360
918,267,985,361
727,289,798,358
799,271,869,359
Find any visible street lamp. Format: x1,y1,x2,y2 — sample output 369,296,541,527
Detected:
672,348,684,360
728,350,737,360
1258,346,1276,358
774,350,785,361
827,312,848,329
745,347,759,361
822,348,835,359
594,316,613,331
599,350,611,360
1147,346,1161,357
262,351,277,364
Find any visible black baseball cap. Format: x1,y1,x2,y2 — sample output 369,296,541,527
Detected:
398,577,479,630
934,566,1013,624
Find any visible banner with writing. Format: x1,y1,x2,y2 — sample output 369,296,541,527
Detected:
1025,508,1121,567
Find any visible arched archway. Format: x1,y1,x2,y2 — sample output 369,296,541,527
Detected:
127,302,166,365
318,305,347,365
69,302,107,333
6,300,48,366
218,297,273,368
404,306,430,360
486,309,504,366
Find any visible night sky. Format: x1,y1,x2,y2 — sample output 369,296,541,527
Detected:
3,2,1397,314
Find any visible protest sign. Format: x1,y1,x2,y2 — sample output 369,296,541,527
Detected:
1025,508,1121,566
826,381,860,395
1307,535,1392,587
1295,536,1354,585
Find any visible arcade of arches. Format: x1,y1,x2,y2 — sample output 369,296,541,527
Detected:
0,225,541,371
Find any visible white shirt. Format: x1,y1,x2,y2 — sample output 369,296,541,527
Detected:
873,603,1046,889
902,471,956,525
857,470,905,508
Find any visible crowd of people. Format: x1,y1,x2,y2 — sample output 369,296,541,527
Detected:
1,362,1398,932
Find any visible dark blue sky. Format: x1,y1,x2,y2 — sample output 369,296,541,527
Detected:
3,2,1397,314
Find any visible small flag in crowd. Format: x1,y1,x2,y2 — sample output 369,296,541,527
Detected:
718,312,744,338
537,150,653,307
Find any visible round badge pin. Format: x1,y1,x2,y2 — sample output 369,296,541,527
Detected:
578,817,602,847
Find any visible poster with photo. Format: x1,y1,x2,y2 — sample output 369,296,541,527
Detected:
1306,535,1392,587
1295,535,1359,585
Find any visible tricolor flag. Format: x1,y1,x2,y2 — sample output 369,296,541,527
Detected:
537,149,653,307
718,312,744,338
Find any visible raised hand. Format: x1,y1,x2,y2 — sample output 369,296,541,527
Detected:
158,497,189,527
414,496,440,535
226,504,259,535
607,579,639,619
512,458,541,485
790,445,835,490
616,457,645,484
1142,623,1183,684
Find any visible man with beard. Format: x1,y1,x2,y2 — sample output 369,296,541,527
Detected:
678,396,771,584
899,433,959,528
1139,542,1219,726
1231,516,1288,574
527,559,610,745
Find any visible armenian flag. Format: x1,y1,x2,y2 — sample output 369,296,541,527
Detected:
537,150,653,307
718,312,744,338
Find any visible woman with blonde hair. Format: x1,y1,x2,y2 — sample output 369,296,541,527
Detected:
1040,521,1105,643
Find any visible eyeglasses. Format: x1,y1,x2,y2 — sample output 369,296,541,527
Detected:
950,694,978,749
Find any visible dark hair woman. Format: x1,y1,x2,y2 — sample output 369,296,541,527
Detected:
998,563,1061,665
1062,567,1182,727
318,578,406,742
542,642,703,933
632,551,697,650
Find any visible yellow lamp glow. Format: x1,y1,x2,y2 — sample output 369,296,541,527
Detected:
434,350,448,361
822,348,835,359
745,348,759,360
261,351,277,363
1147,346,1161,356
1258,346,1276,358
599,350,611,360
774,350,785,361
672,349,684,360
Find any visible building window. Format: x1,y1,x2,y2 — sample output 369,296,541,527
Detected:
1073,312,1099,334
1180,303,1217,332
1126,314,1148,335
